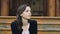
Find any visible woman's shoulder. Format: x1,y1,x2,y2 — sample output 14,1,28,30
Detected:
30,19,37,24
11,20,17,26
30,19,37,22
11,21,18,29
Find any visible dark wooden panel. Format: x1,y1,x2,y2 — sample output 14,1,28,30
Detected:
9,0,48,16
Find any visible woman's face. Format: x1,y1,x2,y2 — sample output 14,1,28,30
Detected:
20,6,31,19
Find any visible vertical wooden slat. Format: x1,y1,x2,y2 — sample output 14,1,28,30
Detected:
0,0,1,15
56,0,60,16
48,0,56,16
56,0,59,16
1,0,9,16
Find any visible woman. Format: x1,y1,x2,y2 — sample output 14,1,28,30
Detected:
11,4,37,34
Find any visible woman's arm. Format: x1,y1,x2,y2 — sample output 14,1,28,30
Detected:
11,22,19,34
31,20,37,34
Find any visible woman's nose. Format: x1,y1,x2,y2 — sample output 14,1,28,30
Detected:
29,11,31,14
28,12,31,16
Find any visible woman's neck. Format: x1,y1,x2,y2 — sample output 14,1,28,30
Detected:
22,17,28,26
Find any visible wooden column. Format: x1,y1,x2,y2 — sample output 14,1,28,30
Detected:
56,0,60,16
0,0,1,15
1,0,9,16
48,0,56,16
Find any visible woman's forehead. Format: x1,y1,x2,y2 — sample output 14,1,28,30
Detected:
25,6,31,11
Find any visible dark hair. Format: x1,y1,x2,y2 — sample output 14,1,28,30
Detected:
16,4,30,32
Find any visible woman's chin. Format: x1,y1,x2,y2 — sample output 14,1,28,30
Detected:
26,17,31,19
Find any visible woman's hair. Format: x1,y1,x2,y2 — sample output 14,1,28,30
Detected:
16,4,30,32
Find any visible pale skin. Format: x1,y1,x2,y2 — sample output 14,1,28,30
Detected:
20,6,31,26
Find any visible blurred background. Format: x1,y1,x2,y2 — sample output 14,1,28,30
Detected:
0,0,60,34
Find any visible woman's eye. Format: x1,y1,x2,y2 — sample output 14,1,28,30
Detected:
26,10,28,12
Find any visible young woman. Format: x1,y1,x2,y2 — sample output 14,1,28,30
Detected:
11,4,37,34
